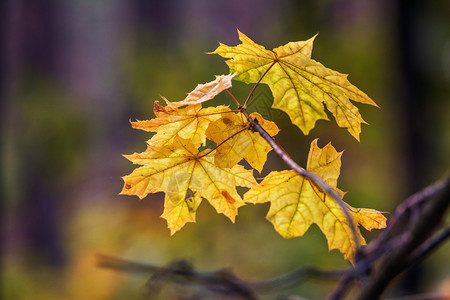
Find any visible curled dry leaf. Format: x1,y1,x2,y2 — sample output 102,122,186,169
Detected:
164,73,236,108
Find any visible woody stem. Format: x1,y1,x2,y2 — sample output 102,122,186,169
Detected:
243,61,277,108
198,127,248,159
239,105,361,251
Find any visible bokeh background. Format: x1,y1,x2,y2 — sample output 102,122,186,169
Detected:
2,0,449,299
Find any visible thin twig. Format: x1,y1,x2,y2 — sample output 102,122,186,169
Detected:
97,254,346,295
248,267,346,292
226,89,241,106
326,271,355,300
198,109,241,117
407,227,450,268
386,293,450,300
198,127,248,159
232,53,361,254
98,255,258,299
97,254,161,276
239,106,361,251
243,61,277,108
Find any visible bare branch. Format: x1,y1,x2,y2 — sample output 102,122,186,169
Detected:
386,293,450,300
362,176,450,262
326,174,450,300
98,255,258,299
99,175,449,300
327,270,357,300
407,227,450,267
354,175,450,300
97,254,346,298
248,267,345,292
239,105,361,251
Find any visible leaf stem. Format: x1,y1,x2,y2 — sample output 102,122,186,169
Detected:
243,61,277,108
198,127,249,159
226,89,240,106
198,110,240,118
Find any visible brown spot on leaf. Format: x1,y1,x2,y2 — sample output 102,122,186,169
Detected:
125,183,132,190
153,101,166,112
221,190,235,204
185,198,195,213
222,117,232,125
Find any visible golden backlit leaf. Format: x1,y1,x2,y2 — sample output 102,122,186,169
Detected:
206,112,279,172
161,178,203,234
120,136,256,234
131,103,229,148
243,139,386,262
350,207,387,231
164,74,236,108
211,30,378,140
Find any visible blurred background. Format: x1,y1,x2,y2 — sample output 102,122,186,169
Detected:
1,0,449,299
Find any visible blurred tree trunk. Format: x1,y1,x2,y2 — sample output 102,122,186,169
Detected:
2,0,133,269
56,0,131,200
393,0,433,295
2,0,67,268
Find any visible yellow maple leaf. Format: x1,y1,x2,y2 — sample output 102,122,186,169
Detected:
131,102,230,148
206,112,279,172
163,74,236,108
120,136,257,234
244,139,386,262
211,30,378,141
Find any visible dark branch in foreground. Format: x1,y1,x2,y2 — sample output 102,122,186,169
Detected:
97,175,449,299
407,227,450,266
328,174,450,300
386,293,450,300
99,175,449,299
249,267,345,293
97,255,345,299
97,254,345,299
98,255,258,299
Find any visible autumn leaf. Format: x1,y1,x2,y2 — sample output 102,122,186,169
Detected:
163,74,236,108
244,139,386,262
211,30,378,141
120,136,257,234
131,102,230,148
206,112,279,172
161,178,203,235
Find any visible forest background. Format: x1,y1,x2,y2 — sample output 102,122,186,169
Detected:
1,1,449,299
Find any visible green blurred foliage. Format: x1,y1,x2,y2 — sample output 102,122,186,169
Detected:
2,1,449,299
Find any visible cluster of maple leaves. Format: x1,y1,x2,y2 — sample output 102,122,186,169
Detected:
121,30,386,262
